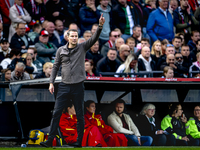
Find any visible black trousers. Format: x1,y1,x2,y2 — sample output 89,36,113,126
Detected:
48,82,85,144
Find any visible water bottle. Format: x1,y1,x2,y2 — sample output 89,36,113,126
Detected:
21,144,27,147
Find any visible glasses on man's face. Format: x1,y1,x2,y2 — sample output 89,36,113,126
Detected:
175,57,183,60
16,70,23,74
113,35,120,38
166,44,174,47
194,109,200,112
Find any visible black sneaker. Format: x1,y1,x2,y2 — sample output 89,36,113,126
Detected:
69,142,82,148
40,140,52,147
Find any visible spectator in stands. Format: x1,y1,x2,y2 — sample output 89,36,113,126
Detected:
172,36,182,53
175,52,189,76
114,28,122,37
130,0,145,28
35,62,53,79
83,30,92,41
163,66,174,78
97,0,113,47
186,105,200,140
151,40,162,65
189,52,200,77
0,48,21,69
10,23,34,54
126,37,137,54
45,0,72,27
161,39,170,56
187,31,200,51
78,38,86,44
0,0,14,39
27,47,43,73
84,100,128,147
25,0,47,24
86,41,103,68
79,0,101,36
147,0,174,43
10,62,30,81
28,24,42,42
91,24,98,35
54,20,65,43
101,30,119,57
1,68,12,81
21,53,37,79
161,104,199,146
190,39,200,62
181,45,193,69
176,32,185,46
160,54,188,77
174,0,199,43
115,37,125,52
61,30,69,46
157,44,175,70
0,38,11,63
169,0,178,17
85,59,100,76
138,46,156,75
137,103,176,146
107,99,153,146
35,29,57,65
59,100,107,147
9,0,31,41
117,44,131,64
135,38,150,57
131,25,142,46
112,0,136,41
97,48,121,76
115,53,138,77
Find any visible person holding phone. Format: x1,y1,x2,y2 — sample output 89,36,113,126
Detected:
161,104,199,146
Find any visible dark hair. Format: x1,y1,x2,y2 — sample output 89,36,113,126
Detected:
16,23,26,28
161,39,169,45
108,48,117,52
67,29,79,36
85,100,95,109
114,99,125,106
141,38,150,44
63,100,74,113
1,68,11,74
132,25,141,31
32,23,41,31
173,36,182,42
85,59,94,66
191,30,199,37
168,103,181,116
6,48,21,58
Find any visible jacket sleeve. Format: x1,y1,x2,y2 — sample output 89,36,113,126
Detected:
49,48,62,84
128,116,141,137
186,118,200,139
107,114,134,135
79,8,101,24
82,27,102,51
146,12,158,42
22,8,32,23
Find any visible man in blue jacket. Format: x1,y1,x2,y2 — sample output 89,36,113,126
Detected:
147,0,174,43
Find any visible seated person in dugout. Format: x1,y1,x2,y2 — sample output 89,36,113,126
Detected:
186,105,200,144
161,104,199,146
59,100,107,147
107,99,153,146
137,103,175,146
84,100,128,147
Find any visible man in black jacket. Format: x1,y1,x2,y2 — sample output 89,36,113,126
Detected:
97,48,121,76
10,23,33,54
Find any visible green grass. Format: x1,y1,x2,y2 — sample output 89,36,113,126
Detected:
0,147,200,150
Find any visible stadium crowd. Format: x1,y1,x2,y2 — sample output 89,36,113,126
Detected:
58,99,200,147
1,0,200,81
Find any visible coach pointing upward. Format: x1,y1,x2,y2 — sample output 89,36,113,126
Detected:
40,14,105,147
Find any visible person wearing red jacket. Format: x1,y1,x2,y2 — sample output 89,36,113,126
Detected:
59,101,107,147
84,100,128,147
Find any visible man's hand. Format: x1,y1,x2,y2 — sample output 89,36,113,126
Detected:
99,13,105,26
182,136,189,141
53,12,59,17
181,116,187,123
21,46,26,49
138,137,141,145
186,3,191,14
169,64,177,69
157,130,164,134
49,83,54,94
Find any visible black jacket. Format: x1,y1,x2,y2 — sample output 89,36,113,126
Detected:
10,33,34,53
112,2,136,34
86,50,103,68
190,48,200,62
160,62,188,77
138,58,156,71
171,117,186,137
96,56,121,76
